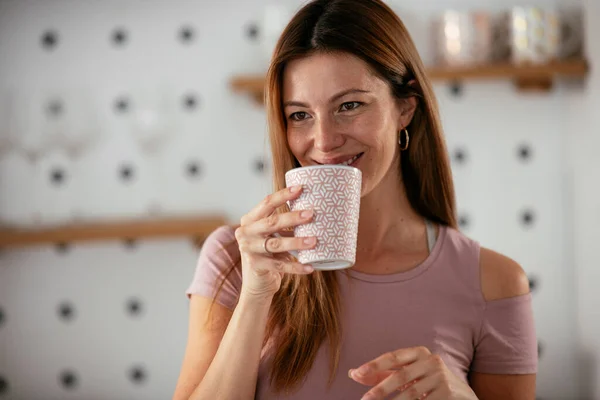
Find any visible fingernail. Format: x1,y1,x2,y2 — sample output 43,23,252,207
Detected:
303,265,314,273
303,236,316,244
301,210,313,218
361,394,374,400
290,185,302,193
348,369,355,378
356,365,369,376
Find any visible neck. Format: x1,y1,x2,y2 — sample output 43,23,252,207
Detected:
356,156,425,260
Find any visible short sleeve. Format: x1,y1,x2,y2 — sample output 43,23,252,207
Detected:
471,293,538,374
185,225,243,310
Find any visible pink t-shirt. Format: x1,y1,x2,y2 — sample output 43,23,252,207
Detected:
186,225,537,399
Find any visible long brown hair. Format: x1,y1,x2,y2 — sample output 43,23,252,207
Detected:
208,0,457,395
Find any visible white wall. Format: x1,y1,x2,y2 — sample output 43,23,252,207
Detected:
0,0,595,399
571,0,600,398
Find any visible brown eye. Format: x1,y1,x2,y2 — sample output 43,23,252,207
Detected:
340,102,361,111
290,111,308,121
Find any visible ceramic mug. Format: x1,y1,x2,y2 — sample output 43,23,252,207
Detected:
433,10,495,66
499,7,582,64
275,165,362,271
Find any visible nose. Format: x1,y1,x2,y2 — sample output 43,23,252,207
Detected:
311,117,344,153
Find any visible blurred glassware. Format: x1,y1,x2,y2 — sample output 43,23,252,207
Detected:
8,89,56,163
498,7,583,64
0,90,15,157
558,7,584,59
54,88,103,160
260,4,293,64
130,86,177,154
433,10,494,67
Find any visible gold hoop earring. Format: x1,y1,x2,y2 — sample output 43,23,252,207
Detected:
399,128,409,151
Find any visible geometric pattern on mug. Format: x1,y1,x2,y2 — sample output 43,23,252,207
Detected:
285,167,362,264
511,7,559,63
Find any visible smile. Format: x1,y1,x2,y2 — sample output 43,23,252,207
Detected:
338,153,363,166
315,152,364,167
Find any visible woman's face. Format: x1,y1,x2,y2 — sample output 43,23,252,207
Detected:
282,51,416,196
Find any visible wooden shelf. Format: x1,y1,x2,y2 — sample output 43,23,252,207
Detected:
426,59,589,81
0,215,229,249
231,59,590,101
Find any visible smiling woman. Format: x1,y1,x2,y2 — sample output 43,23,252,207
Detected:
282,51,419,196
174,1,537,399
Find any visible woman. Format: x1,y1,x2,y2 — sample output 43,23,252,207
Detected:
174,0,537,399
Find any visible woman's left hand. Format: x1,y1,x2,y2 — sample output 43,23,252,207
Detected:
349,346,478,400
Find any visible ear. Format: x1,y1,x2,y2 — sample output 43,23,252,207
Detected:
395,79,419,129
396,95,418,129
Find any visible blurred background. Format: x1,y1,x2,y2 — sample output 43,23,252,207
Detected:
0,0,597,399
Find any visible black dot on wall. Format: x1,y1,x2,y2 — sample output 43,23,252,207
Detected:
449,82,463,97
126,298,143,317
58,301,76,322
254,159,265,174
46,99,64,118
246,23,259,40
41,30,59,50
0,376,8,395
128,365,148,384
538,341,543,359
0,307,5,328
50,168,66,186
453,148,467,164
528,276,538,292
55,242,70,254
114,97,130,113
518,144,533,162
119,164,135,182
182,94,198,111
59,370,78,390
186,161,202,178
179,26,195,43
458,214,470,229
123,238,137,249
521,209,536,227
111,28,128,46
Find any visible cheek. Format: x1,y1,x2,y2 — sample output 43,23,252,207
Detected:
287,130,308,157
351,111,395,147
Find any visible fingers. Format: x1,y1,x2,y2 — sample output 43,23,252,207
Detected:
352,347,431,379
263,235,317,255
391,372,439,400
348,369,395,387
236,185,318,277
356,359,431,400
261,257,315,276
234,227,317,275
235,210,317,255
236,233,316,256
241,185,303,226
245,209,314,237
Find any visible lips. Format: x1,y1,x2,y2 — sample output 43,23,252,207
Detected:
314,152,364,165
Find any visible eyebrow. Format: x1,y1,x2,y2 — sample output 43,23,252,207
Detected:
283,88,370,108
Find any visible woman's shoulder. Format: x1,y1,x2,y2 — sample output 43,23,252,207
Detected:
441,226,530,302
479,247,530,302
207,224,238,242
201,224,240,261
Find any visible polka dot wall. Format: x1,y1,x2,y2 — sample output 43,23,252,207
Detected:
0,0,598,399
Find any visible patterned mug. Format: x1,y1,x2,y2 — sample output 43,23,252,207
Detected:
280,165,362,271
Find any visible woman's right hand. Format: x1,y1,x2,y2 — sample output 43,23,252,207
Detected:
235,184,317,300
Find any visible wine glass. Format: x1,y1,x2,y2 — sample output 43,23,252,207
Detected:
130,86,177,154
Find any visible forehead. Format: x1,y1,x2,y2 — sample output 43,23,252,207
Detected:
282,52,386,102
